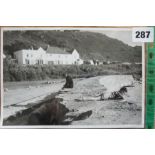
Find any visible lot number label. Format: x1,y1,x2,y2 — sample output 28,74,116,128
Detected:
132,27,154,42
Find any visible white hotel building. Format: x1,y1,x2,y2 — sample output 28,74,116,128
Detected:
14,46,83,65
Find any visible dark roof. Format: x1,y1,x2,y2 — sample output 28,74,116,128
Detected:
46,46,70,54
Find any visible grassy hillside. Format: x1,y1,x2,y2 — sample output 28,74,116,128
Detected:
3,30,142,62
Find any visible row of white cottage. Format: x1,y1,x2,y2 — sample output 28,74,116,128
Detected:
14,46,84,65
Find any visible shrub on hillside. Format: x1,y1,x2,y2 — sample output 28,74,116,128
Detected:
3,58,142,82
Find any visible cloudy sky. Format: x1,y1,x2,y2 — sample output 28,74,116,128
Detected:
89,29,142,47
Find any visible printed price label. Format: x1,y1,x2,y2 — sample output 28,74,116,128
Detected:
132,27,154,42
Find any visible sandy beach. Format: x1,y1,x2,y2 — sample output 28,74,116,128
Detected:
3,79,65,119
3,75,143,127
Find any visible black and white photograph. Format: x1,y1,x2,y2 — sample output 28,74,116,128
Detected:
1,27,145,128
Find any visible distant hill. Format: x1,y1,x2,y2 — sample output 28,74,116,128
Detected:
3,30,142,62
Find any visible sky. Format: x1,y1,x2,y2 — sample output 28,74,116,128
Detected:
90,29,142,47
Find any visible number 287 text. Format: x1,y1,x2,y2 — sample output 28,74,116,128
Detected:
136,31,150,38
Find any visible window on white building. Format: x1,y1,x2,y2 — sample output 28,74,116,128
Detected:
25,59,30,65
35,59,44,65
36,60,39,65
41,60,43,64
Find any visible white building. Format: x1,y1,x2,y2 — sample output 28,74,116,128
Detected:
89,60,94,65
14,46,83,65
3,54,6,59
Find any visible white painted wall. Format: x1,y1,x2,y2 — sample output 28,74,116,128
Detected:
14,48,47,65
14,47,83,65
46,53,75,65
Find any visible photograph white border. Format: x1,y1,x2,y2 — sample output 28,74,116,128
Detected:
0,27,145,128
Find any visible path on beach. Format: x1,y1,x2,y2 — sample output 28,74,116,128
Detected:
3,80,64,119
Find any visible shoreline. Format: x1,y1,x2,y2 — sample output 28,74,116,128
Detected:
3,92,60,125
